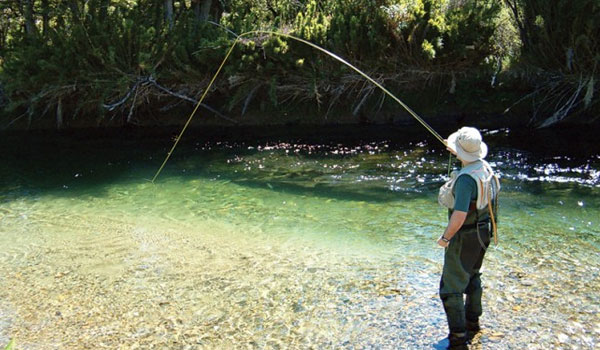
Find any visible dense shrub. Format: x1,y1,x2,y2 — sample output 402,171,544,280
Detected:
0,0,597,127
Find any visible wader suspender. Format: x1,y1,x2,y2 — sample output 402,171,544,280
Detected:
488,193,498,245
476,172,500,250
475,205,487,251
488,174,500,245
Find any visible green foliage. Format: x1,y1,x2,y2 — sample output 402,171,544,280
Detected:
382,0,500,68
508,0,599,73
501,0,599,126
421,40,436,59
294,1,329,45
4,339,14,350
0,0,597,127
327,0,392,61
492,5,521,67
220,0,304,33
0,0,233,124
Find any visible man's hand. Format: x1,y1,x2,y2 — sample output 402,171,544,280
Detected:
438,210,467,248
437,235,450,248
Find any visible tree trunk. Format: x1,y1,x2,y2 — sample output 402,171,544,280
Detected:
68,0,81,22
164,0,174,30
174,0,187,22
177,0,187,12
0,18,7,50
57,98,64,130
153,1,163,34
99,0,109,22
503,0,530,52
22,0,38,37
192,0,201,21
212,0,223,22
200,0,212,21
41,0,50,36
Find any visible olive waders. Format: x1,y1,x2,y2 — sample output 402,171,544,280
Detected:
440,203,494,348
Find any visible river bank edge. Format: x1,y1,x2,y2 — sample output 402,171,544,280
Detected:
2,119,600,161
2,102,598,135
2,76,599,134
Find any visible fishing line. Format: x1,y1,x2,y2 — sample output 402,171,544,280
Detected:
152,30,447,183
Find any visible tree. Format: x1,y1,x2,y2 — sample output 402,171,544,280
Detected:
200,0,212,21
165,0,174,29
22,0,38,37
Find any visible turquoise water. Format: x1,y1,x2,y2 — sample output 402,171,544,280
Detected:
0,126,599,349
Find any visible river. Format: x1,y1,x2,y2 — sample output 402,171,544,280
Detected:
0,125,598,349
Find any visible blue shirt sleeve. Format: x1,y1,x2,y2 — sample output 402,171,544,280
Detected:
453,174,477,212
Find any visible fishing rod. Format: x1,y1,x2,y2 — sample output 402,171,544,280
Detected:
151,29,447,183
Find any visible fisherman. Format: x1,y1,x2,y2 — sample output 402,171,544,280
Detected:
436,127,500,350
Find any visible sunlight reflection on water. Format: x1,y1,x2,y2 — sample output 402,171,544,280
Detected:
1,128,599,349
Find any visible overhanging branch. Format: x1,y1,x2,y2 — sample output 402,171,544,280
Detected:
102,75,236,124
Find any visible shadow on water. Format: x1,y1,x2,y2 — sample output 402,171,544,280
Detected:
0,125,445,203
0,130,159,200
1,124,599,204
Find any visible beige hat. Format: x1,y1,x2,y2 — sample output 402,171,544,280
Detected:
447,127,488,162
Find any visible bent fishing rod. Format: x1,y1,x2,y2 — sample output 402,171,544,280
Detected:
151,30,447,183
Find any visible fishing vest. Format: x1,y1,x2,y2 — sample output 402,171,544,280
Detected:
438,159,501,227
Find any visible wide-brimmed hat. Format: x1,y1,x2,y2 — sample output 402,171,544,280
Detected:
447,127,488,162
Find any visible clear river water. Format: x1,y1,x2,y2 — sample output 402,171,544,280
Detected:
0,125,599,350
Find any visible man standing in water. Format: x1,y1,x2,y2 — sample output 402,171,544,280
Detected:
436,127,500,350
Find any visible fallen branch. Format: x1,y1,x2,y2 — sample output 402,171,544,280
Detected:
146,77,237,124
126,84,139,124
102,80,142,111
241,85,261,117
537,76,586,128
3,111,27,129
102,76,237,124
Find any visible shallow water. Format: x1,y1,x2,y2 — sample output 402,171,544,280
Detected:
0,126,599,349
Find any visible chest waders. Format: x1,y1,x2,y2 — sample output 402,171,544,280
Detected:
438,161,500,345
459,190,499,252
